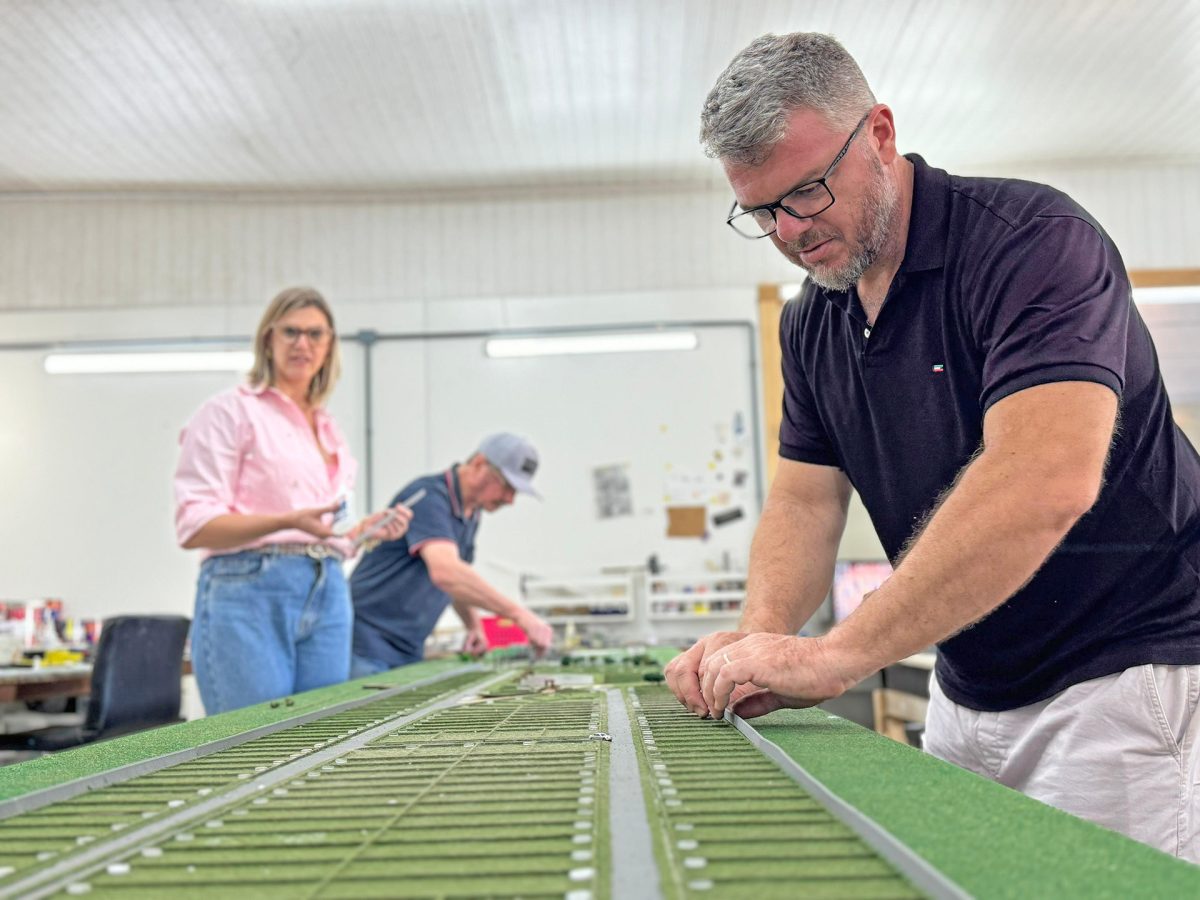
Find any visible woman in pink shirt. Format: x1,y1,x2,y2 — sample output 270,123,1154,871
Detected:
174,286,411,714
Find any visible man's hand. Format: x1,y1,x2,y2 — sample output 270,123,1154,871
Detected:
664,631,748,718
700,633,857,719
350,504,414,545
516,610,554,657
461,625,489,657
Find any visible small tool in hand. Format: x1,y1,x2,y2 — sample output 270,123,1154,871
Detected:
352,487,427,549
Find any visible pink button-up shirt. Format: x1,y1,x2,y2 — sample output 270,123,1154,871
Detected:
174,384,359,558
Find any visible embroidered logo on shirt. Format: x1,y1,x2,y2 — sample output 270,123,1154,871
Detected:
932,364,945,374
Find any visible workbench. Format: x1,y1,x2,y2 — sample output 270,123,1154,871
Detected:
0,665,92,705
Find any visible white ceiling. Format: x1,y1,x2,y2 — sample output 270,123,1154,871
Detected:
0,0,1198,194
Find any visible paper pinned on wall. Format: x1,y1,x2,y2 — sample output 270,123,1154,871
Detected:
593,464,633,519
664,471,718,504
666,505,707,538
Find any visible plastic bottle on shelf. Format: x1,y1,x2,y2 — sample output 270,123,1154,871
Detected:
563,619,581,651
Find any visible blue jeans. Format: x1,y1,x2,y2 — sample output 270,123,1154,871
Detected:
191,551,351,715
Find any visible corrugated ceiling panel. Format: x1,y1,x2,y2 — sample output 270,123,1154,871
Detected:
0,0,1197,192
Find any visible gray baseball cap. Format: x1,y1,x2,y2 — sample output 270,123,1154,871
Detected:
478,432,541,499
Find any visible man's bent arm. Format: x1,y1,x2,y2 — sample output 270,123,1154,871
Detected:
450,597,479,630
665,458,849,717
741,458,851,634
420,541,552,652
420,541,526,620
825,380,1116,681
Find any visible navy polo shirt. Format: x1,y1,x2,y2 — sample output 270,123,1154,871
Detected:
783,154,1200,711
350,467,481,668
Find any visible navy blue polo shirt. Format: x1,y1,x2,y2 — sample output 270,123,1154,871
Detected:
350,467,480,668
783,154,1200,711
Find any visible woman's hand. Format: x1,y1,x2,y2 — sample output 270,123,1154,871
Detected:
286,501,342,539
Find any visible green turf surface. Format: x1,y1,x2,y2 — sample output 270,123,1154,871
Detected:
754,707,1200,899
0,658,474,803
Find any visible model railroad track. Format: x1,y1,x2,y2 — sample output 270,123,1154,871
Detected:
0,671,611,899
0,668,965,899
627,687,965,900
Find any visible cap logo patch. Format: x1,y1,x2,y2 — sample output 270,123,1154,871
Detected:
521,458,538,476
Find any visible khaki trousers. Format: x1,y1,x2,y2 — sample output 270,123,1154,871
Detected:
924,664,1200,862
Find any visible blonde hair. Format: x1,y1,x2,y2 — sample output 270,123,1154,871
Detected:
248,286,341,406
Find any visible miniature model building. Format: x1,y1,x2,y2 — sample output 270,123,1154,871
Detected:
0,655,1196,899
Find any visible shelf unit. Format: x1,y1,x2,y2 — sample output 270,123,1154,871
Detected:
514,569,749,642
646,573,747,621
519,573,636,624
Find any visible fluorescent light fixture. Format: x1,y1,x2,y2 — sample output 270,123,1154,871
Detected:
44,350,254,375
485,331,698,358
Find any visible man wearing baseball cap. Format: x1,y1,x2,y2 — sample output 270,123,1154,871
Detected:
348,433,553,676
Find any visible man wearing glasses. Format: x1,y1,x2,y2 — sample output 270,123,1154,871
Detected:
349,433,553,675
665,32,1200,860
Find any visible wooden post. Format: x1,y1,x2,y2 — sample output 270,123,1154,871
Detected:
757,284,785,488
1128,269,1200,288
872,688,929,745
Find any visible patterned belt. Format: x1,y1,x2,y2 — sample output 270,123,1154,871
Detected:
260,543,345,562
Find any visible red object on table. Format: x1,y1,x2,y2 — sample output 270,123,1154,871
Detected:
480,616,528,649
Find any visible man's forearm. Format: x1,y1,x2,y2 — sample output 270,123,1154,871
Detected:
433,560,524,620
451,597,480,629
824,451,1094,680
739,490,846,634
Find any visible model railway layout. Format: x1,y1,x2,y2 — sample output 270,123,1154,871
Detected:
0,662,957,899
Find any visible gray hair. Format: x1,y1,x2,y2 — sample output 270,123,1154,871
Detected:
701,33,876,165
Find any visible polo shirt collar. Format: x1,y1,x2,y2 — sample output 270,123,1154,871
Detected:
806,153,950,316
444,467,469,520
899,153,949,274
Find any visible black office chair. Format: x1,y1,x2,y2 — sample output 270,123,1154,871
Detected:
0,615,190,752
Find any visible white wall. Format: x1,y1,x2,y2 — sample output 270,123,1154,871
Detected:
0,159,1196,316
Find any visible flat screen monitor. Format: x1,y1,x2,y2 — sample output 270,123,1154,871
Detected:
832,560,893,623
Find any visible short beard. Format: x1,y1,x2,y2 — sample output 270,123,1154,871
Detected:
787,152,898,292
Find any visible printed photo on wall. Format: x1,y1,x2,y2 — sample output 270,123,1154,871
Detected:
593,463,634,519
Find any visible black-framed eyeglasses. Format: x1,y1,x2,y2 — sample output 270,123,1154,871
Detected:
725,112,871,240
